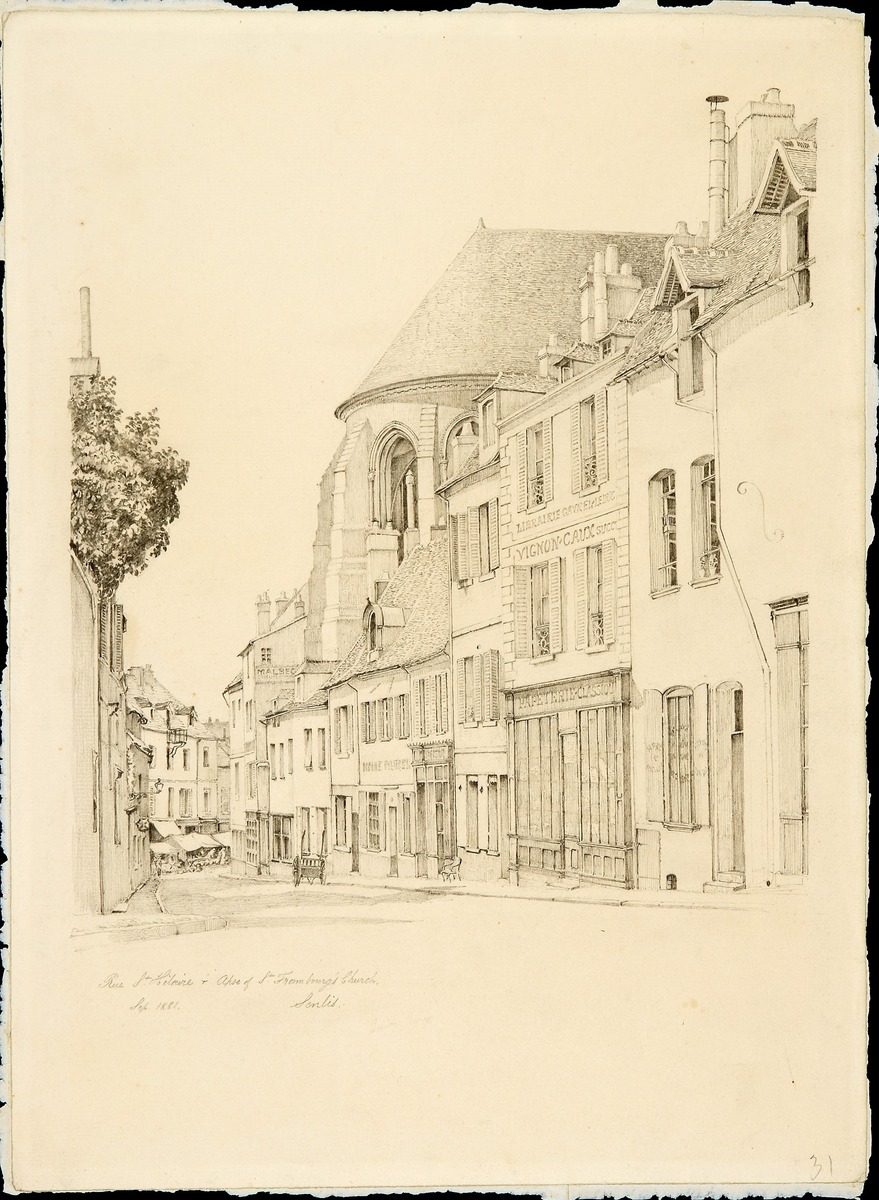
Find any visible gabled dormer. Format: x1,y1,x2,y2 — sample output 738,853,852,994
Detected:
362,598,406,662
754,136,816,309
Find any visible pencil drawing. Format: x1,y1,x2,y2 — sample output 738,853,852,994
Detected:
71,87,816,926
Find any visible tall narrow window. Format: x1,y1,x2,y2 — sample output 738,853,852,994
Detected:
482,397,497,447
487,776,499,852
784,202,811,307
579,397,597,489
278,741,286,779
526,423,545,507
380,698,392,741
304,728,313,769
317,728,326,769
586,544,605,647
367,794,381,851
397,694,409,740
531,562,551,657
772,599,809,874
692,456,721,580
270,743,277,780
676,298,703,399
466,777,479,849
664,689,695,827
649,470,678,592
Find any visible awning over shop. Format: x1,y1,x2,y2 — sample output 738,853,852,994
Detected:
149,842,178,856
174,832,220,852
212,832,233,847
150,819,180,839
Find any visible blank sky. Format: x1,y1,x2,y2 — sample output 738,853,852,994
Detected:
6,8,825,716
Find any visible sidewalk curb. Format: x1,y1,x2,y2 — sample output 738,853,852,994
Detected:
72,915,227,947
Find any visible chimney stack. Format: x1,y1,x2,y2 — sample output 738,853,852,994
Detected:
707,95,729,244
293,593,306,620
275,591,293,622
80,287,92,358
604,244,620,276
256,591,271,636
593,250,608,338
727,88,796,213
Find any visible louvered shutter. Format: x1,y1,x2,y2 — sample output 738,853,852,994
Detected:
595,389,609,484
488,498,499,570
573,548,587,650
548,557,563,654
333,708,341,755
457,515,470,581
457,660,466,726
693,683,710,827
571,404,582,495
428,676,438,735
542,417,554,503
449,514,459,582
473,655,484,723
360,703,368,743
516,430,527,511
379,793,387,850
483,650,499,721
645,689,665,822
359,793,369,847
468,507,481,577
514,566,531,658
112,604,124,675
601,539,617,645
413,682,423,738
99,602,110,662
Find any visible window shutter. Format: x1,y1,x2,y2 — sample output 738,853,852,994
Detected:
573,548,587,650
542,417,554,503
693,683,710,827
516,430,527,512
483,650,499,721
548,557,563,654
595,389,609,484
450,514,459,582
488,498,499,570
468,507,481,577
645,689,664,822
514,566,531,658
427,676,437,735
413,684,422,739
457,515,470,581
571,404,582,495
601,539,617,645
333,709,341,755
359,793,369,847
112,604,124,675
457,659,466,725
379,793,387,851
360,703,368,743
648,478,663,593
473,655,484,723
99,601,110,661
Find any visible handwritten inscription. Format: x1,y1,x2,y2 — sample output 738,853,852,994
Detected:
98,968,379,1014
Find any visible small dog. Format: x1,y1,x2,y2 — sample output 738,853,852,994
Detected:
441,856,462,882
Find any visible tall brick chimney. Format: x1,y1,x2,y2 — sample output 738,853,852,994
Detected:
707,95,729,244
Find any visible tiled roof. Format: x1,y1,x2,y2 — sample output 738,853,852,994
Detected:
350,225,669,398
223,671,243,692
266,687,329,719
491,372,556,392
555,343,600,364
779,139,817,192
676,248,731,288
328,533,450,687
617,207,782,380
795,118,817,142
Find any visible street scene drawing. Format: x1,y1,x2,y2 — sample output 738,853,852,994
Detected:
71,87,818,936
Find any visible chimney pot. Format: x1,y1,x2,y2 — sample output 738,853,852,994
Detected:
707,96,729,243
675,221,690,236
605,244,620,275
762,87,781,103
620,263,632,277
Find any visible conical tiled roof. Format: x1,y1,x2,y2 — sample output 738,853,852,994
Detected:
349,224,669,400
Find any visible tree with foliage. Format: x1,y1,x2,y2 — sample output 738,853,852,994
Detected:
70,373,189,598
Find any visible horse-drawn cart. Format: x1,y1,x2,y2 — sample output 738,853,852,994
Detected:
293,853,327,886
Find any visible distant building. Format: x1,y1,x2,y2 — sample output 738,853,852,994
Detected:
125,665,230,839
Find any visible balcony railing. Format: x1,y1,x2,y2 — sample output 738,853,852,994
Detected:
528,474,545,507
533,623,551,657
582,455,598,489
589,612,605,647
699,548,721,579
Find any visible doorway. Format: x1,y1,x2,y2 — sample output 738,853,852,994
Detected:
714,683,745,880
435,800,446,867
351,811,360,873
388,806,399,877
415,785,428,876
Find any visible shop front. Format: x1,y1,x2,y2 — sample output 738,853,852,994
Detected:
412,740,455,879
507,670,633,888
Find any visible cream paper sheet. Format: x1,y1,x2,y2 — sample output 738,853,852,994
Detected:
2,3,871,1195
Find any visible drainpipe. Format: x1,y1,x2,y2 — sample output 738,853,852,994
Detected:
697,330,776,884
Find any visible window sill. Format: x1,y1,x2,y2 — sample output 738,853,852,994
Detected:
663,822,703,832
583,643,611,655
479,571,497,583
690,576,721,589
650,586,680,599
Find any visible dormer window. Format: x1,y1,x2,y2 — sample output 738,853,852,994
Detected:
374,579,387,601
782,200,811,307
481,397,497,447
600,338,613,359
367,610,382,654
675,297,703,399
556,359,574,384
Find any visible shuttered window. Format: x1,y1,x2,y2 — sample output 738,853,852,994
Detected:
691,457,721,581
574,542,617,650
514,560,563,658
518,419,553,511
456,501,500,579
772,601,809,874
649,470,678,593
458,650,501,723
571,392,609,494
396,694,409,740
676,299,703,399
112,604,124,675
